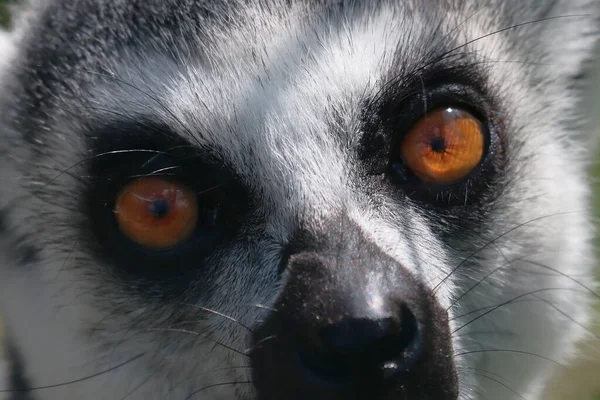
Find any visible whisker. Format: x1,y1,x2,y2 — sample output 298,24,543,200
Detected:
453,330,516,339
177,303,255,334
530,294,600,341
30,149,169,192
118,372,158,400
373,14,586,108
433,210,586,294
451,298,537,321
106,311,154,370
460,368,526,400
513,258,600,300
0,353,146,393
448,242,600,311
211,365,252,373
252,304,278,312
190,183,224,196
183,381,254,400
127,166,182,178
420,14,590,73
458,366,510,381
455,349,564,367
244,335,278,354
447,259,510,311
421,4,490,66
144,328,249,358
452,288,580,333
459,388,490,400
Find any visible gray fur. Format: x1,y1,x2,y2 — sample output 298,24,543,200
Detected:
0,0,598,399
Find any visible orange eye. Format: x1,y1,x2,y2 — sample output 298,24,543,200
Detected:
400,108,485,184
114,177,198,249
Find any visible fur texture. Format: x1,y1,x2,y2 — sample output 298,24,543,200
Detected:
0,1,598,399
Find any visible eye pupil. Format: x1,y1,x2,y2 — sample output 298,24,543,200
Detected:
149,199,171,219
429,136,446,153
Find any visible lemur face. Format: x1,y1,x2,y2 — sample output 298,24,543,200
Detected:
0,1,598,399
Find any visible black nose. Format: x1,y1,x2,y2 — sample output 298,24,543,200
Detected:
250,254,436,399
295,307,422,388
251,219,458,400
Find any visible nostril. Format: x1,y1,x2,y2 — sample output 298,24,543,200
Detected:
320,304,420,361
295,304,423,388
319,318,393,353
295,350,353,388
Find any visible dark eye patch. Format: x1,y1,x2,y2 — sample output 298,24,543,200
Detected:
358,64,506,210
81,120,250,298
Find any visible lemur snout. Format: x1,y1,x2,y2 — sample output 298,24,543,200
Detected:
251,221,457,400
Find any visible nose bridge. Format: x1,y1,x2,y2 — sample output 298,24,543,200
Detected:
283,252,389,324
263,118,350,216
280,220,400,322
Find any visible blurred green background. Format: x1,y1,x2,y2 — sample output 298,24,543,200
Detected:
0,0,598,398
0,0,15,29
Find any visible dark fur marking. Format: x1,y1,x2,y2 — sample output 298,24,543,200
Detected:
5,338,35,400
0,208,7,233
0,208,41,267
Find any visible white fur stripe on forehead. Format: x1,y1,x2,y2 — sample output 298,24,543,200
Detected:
156,3,427,200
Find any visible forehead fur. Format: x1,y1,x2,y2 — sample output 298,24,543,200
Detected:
7,0,599,119
5,0,597,189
